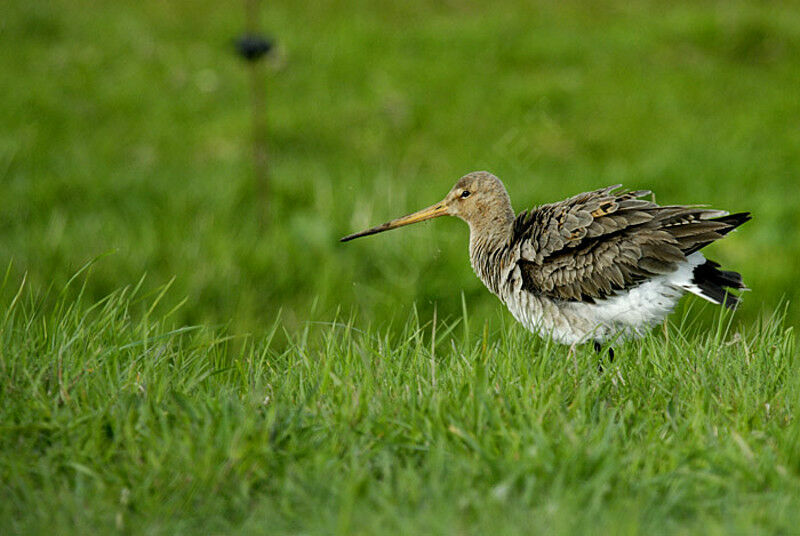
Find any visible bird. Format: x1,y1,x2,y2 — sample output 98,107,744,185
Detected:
341,171,750,361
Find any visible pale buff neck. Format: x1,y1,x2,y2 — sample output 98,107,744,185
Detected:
467,202,516,295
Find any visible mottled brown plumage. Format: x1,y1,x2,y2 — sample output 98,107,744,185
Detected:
342,171,750,348
512,184,749,305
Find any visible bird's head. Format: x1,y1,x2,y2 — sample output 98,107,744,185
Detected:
340,171,512,242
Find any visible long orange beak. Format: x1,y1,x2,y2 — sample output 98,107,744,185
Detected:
340,201,449,242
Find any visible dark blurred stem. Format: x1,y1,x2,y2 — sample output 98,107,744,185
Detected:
245,0,269,225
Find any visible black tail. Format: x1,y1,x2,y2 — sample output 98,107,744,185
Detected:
680,212,752,256
692,259,747,309
712,212,752,236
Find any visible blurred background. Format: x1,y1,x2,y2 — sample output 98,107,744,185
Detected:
3,0,799,336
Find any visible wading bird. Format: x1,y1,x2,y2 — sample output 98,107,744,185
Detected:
341,172,750,361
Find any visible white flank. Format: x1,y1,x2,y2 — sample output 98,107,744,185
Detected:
501,252,711,345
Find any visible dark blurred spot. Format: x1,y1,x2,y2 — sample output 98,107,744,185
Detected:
728,21,774,63
671,16,790,65
235,34,274,62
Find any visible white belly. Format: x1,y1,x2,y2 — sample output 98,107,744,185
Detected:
500,254,705,345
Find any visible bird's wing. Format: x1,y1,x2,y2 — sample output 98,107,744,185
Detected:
513,185,748,302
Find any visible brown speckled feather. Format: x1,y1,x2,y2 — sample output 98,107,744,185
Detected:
513,185,750,302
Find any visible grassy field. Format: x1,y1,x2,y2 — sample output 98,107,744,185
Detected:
1,274,797,534
2,0,800,533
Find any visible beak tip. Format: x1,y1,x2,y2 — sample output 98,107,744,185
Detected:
340,232,363,242
339,201,448,245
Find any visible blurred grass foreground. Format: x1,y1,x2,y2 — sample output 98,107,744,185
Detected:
2,0,800,534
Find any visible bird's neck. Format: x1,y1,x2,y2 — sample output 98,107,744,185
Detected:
468,205,515,295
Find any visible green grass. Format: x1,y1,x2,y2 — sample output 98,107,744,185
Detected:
3,0,800,533
1,273,798,535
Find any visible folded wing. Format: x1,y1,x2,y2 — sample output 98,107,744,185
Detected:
513,185,750,303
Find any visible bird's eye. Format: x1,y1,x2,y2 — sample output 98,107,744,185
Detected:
461,190,471,199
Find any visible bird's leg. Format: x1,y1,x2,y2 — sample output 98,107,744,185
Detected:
594,341,614,372
594,341,604,373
